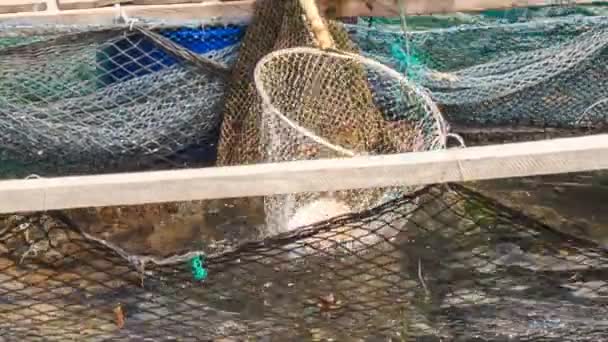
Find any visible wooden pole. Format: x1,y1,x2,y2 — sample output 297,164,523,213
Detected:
0,1,48,14
330,0,604,17
45,0,59,12
0,134,606,214
300,0,335,49
0,1,255,26
0,0,604,26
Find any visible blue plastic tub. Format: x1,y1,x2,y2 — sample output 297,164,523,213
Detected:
98,25,246,85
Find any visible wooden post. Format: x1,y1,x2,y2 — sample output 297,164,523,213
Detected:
0,134,605,214
46,0,59,11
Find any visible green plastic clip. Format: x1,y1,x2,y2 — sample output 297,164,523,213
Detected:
190,255,208,282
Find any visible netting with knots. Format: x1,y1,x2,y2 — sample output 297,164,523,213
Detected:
2,1,608,341
3,183,608,341
347,11,608,128
0,24,244,178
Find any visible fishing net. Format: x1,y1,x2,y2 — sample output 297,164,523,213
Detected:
2,181,608,341
217,0,447,249
2,1,608,341
0,24,246,178
346,8,608,128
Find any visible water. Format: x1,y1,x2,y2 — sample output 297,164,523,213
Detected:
1,171,607,340
472,170,608,247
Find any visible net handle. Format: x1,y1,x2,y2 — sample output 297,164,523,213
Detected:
299,0,335,49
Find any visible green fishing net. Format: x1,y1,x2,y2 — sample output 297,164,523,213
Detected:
347,6,608,128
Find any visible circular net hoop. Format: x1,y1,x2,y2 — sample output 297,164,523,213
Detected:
253,46,447,257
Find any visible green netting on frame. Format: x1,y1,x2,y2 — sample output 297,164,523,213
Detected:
347,7,608,128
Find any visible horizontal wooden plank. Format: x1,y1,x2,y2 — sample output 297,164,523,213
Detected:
0,0,603,26
0,0,47,14
0,134,606,214
0,1,255,26
57,0,214,11
57,0,133,11
328,0,604,17
131,0,215,5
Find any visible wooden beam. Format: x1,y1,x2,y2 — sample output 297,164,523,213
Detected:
329,0,604,17
0,134,606,214
0,1,255,26
0,0,47,14
57,0,133,11
46,0,59,11
0,0,604,26
131,0,218,5
56,0,215,11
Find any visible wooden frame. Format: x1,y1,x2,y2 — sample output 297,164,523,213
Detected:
330,0,604,17
0,1,255,26
0,0,604,26
0,0,606,214
0,134,606,214
0,1,48,14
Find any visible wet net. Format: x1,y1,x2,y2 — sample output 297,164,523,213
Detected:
0,23,245,178
346,6,608,129
2,180,608,341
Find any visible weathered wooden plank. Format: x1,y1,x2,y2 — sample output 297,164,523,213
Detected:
0,134,606,214
57,0,132,10
0,0,47,14
131,0,215,5
57,0,215,11
325,0,604,17
1,0,603,26
0,1,254,25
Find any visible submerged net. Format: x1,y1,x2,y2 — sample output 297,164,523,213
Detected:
347,9,608,128
1,1,608,341
0,24,245,178
2,182,608,341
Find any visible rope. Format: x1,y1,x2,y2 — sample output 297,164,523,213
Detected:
132,25,231,78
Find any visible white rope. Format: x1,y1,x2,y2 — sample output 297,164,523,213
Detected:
576,97,608,126
114,3,141,30
447,133,467,148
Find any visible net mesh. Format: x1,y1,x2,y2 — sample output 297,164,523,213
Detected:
0,24,245,178
346,10,608,128
2,182,608,341
1,1,608,341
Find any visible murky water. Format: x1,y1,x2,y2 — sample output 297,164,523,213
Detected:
472,170,608,247
56,170,608,258
1,170,607,340
64,197,266,257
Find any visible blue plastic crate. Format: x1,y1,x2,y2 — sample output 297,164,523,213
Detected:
98,25,246,85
